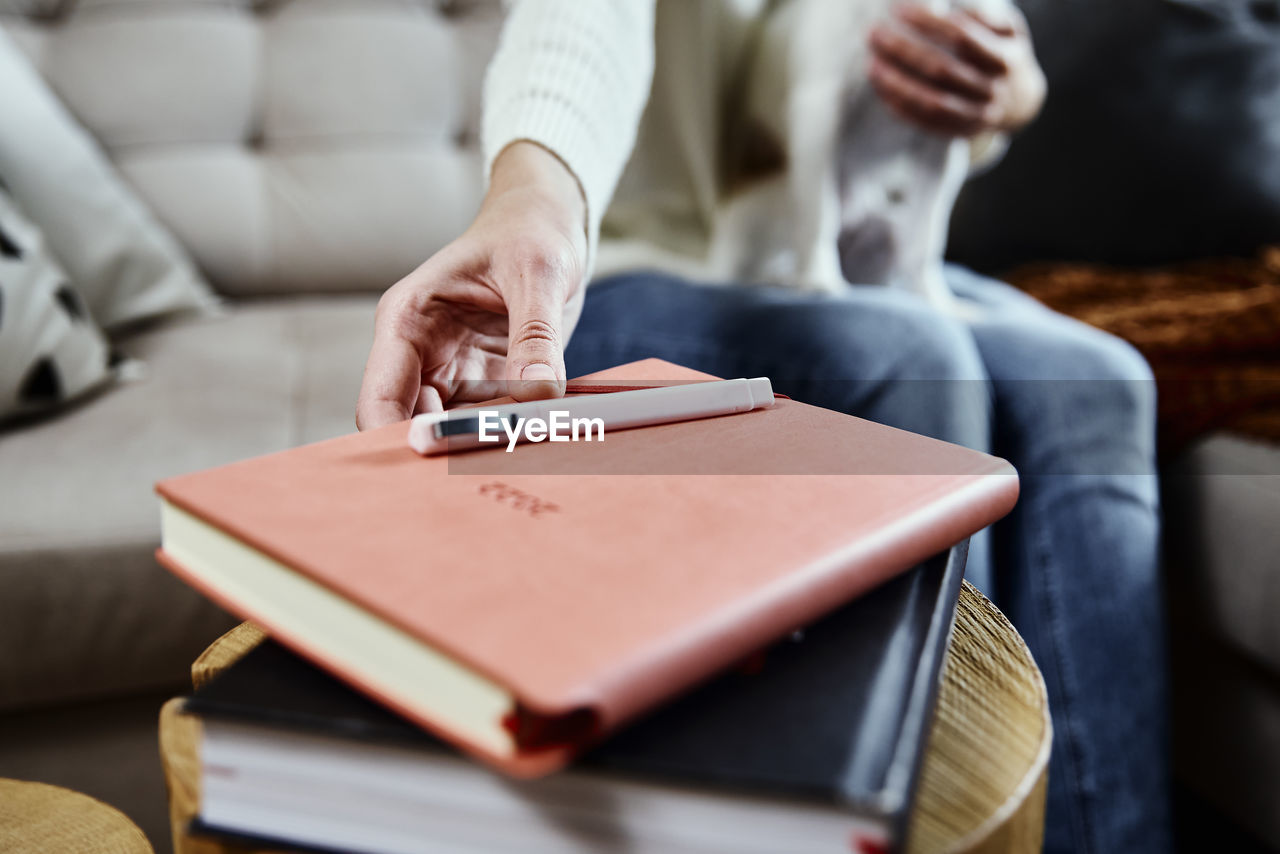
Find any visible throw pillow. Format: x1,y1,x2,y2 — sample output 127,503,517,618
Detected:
0,25,216,331
0,179,112,422
948,0,1280,271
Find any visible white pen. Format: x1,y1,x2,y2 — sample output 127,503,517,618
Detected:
407,377,775,456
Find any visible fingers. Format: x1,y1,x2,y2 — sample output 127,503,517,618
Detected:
869,54,991,137
356,284,435,430
355,241,579,427
503,288,567,402
415,384,444,416
497,237,579,401
356,320,424,430
894,5,1009,75
956,5,1026,39
868,3,1026,138
869,22,995,103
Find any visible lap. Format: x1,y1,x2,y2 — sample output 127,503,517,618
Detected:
570,271,984,380
576,268,1150,383
945,265,1157,476
568,271,991,446
945,264,1153,384
570,268,1156,471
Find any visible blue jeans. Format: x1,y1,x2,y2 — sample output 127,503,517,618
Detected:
565,268,1171,854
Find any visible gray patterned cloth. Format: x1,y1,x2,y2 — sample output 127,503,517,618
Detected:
0,180,111,422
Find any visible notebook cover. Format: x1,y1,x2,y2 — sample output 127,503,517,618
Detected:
157,359,1016,777
187,544,967,850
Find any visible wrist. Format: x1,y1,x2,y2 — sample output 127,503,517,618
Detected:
486,141,587,238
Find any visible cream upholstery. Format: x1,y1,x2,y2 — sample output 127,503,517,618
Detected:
0,11,501,839
0,0,504,716
0,298,377,710
2,0,502,296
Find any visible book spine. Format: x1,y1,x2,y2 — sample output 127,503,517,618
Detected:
887,539,968,844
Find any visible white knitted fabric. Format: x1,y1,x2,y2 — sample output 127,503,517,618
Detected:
482,0,656,272
482,0,1007,299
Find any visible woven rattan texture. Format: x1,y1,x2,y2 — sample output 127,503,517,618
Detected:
1009,247,1280,456
0,779,153,854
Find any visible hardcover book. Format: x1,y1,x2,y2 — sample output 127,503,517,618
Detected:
187,546,969,854
156,359,1017,777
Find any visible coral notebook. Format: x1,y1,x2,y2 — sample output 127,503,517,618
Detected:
156,359,1018,778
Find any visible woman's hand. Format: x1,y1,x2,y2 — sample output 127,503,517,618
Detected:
867,3,1047,138
356,142,588,430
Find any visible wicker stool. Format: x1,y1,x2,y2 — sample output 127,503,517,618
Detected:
0,779,153,854
161,581,1050,854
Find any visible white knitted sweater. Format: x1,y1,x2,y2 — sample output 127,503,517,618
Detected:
481,0,1003,293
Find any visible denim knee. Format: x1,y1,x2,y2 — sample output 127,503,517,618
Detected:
1079,332,1156,438
979,319,1157,476
775,294,984,380
779,294,993,450
577,275,995,449
1043,324,1155,446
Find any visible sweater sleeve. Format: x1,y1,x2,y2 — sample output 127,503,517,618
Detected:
482,0,656,271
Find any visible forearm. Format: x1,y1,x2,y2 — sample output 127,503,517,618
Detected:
485,142,586,253
481,0,656,269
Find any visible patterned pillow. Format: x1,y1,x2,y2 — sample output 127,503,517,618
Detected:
0,25,216,331
0,180,112,422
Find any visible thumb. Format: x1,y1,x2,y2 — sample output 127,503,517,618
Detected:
504,279,568,402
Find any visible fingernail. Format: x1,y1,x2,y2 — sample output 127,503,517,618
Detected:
521,363,558,382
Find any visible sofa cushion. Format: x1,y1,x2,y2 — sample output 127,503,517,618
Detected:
0,296,377,711
0,25,215,330
0,1,503,298
1164,434,1280,678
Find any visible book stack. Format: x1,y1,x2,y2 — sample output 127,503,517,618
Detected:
156,360,1018,853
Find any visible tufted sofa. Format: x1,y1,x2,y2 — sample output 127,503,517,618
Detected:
0,1,503,848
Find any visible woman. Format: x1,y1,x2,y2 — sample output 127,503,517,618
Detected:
356,2,1170,850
